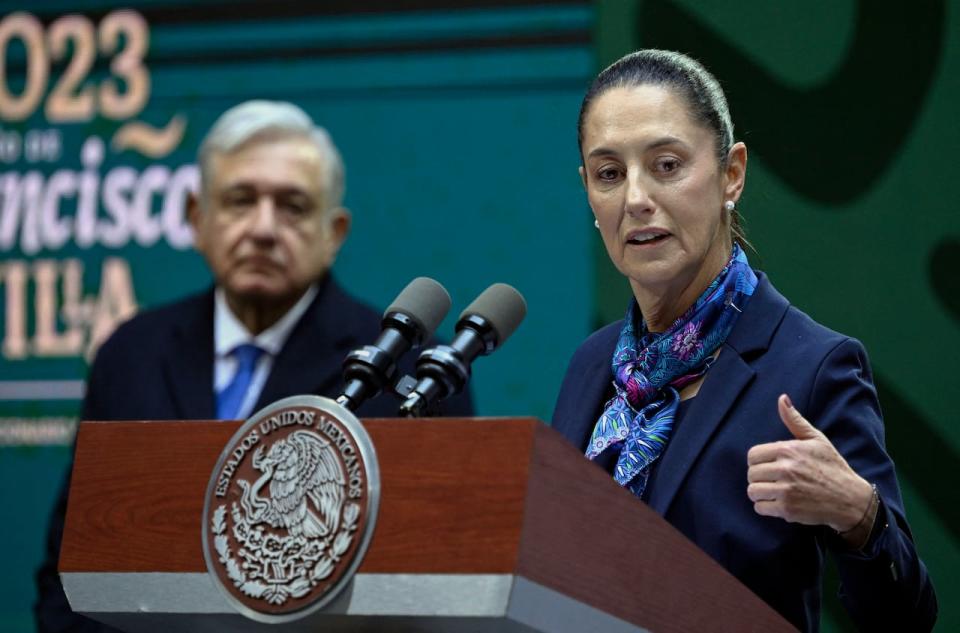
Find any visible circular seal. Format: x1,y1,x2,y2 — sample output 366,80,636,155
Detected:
201,395,379,623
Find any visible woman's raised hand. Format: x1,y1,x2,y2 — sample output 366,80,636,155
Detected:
746,395,876,547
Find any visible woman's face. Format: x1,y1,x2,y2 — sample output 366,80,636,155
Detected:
580,84,745,302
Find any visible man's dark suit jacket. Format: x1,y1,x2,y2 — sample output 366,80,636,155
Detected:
552,274,936,633
35,275,473,632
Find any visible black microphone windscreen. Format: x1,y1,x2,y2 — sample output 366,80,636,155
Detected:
385,277,451,338
459,283,527,345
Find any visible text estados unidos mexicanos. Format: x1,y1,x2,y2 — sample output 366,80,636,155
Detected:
214,410,365,501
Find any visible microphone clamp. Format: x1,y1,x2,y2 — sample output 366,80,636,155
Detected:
398,314,498,417
339,312,423,411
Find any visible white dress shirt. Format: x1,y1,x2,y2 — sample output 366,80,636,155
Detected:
213,285,319,419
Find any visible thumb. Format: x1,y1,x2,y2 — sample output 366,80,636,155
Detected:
778,394,820,440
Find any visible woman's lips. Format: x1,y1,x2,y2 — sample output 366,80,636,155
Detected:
625,228,671,247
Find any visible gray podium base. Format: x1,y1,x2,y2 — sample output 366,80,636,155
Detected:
61,572,649,633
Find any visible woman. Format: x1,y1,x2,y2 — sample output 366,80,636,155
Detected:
552,50,937,632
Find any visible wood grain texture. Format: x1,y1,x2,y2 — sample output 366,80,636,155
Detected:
61,420,236,572
515,423,795,632
60,418,537,574
358,418,535,573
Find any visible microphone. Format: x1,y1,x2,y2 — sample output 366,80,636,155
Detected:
337,277,451,412
399,283,526,417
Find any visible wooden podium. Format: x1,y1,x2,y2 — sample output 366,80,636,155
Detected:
60,417,795,632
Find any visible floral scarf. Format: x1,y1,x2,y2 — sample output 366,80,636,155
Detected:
586,244,758,498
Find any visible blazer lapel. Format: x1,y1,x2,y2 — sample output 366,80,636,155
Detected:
646,349,755,516
163,291,216,419
647,274,789,517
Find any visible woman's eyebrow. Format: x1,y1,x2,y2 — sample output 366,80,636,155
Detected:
586,136,687,159
646,136,686,150
586,146,618,159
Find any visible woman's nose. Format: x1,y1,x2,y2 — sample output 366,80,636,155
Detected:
624,171,654,216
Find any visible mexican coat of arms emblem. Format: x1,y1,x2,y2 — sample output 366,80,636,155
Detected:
202,395,379,622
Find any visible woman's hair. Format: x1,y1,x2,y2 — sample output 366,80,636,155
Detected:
578,49,733,161
577,50,750,249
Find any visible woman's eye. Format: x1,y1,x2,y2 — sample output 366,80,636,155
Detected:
596,166,621,181
654,157,681,174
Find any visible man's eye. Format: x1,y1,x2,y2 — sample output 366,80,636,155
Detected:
220,200,252,215
223,193,254,207
279,199,311,216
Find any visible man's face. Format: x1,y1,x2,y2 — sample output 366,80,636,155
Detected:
190,136,349,313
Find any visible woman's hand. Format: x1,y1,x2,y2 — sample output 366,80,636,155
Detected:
746,394,876,547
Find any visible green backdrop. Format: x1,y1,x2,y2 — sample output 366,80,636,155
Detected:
0,1,956,631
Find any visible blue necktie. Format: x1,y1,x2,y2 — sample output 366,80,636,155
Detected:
216,343,265,419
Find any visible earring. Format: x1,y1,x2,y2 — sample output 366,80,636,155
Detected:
594,219,600,229
724,200,736,212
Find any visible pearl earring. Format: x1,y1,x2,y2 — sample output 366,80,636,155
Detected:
724,200,736,212
594,219,600,229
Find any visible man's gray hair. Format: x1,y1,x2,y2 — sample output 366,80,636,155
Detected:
198,100,346,210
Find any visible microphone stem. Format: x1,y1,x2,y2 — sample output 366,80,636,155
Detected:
451,329,486,361
337,380,369,412
399,376,442,417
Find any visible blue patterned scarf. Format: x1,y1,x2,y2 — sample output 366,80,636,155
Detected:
586,245,758,498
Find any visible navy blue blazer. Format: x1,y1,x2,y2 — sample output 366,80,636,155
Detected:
552,274,936,632
35,275,474,633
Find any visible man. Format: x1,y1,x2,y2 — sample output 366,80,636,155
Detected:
35,101,473,632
